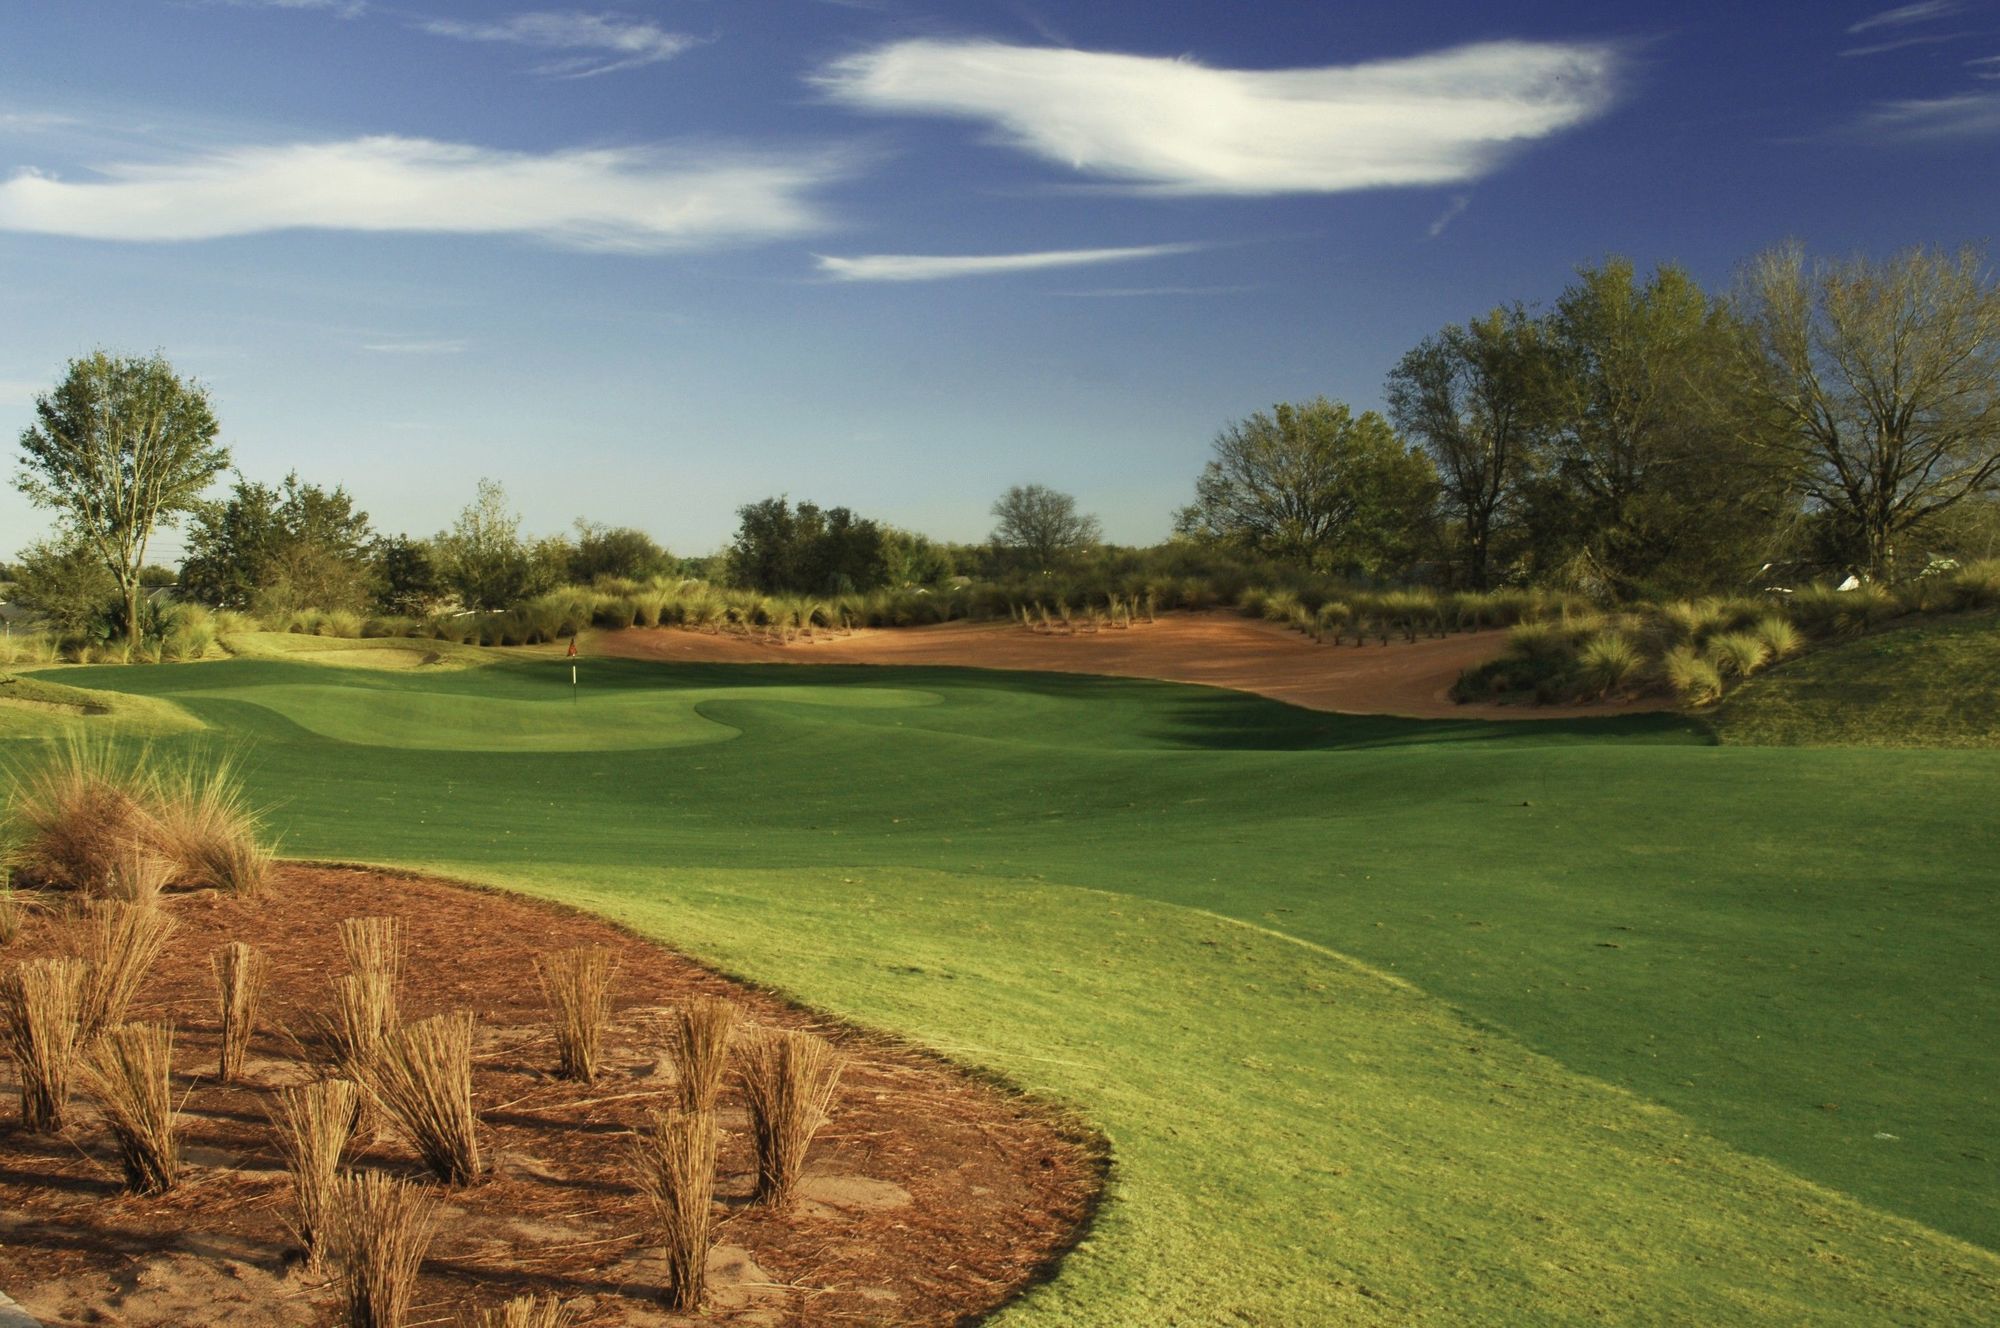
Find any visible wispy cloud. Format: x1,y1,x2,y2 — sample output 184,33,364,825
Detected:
1856,90,2000,138
0,378,49,408
361,338,469,354
1427,193,1471,237
207,0,369,17
1847,1,1962,34
816,39,1620,195
815,242,1200,282
1054,284,1256,298
0,136,842,250
1841,31,1974,56
1971,53,2000,77
418,11,698,77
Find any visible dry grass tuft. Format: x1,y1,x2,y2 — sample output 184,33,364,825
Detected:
367,1010,481,1185
326,1170,441,1328
629,1106,718,1312
269,1077,359,1266
6,739,158,892
465,1294,573,1328
0,880,19,946
80,1020,181,1193
75,901,176,1041
534,945,616,1083
213,941,268,1082
667,996,737,1113
148,755,275,895
1,955,86,1130
737,1028,844,1208
341,916,407,986
102,841,174,904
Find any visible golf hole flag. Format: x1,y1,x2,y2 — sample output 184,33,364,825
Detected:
567,635,578,658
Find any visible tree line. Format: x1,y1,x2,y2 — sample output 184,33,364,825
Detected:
9,243,1999,645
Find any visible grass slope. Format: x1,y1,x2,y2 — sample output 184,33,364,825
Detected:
1713,610,2000,748
14,653,2000,1323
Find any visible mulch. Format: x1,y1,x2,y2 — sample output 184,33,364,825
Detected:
0,865,1103,1326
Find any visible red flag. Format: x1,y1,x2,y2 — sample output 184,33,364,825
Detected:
566,635,578,658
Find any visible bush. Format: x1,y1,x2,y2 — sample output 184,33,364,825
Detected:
1664,645,1726,706
1707,631,1773,679
1578,630,1643,695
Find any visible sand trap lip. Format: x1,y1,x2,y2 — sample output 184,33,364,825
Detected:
588,612,1671,722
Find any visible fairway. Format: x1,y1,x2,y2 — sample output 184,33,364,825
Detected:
18,651,2000,1324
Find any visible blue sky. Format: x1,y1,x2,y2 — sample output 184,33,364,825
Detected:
3,0,1997,560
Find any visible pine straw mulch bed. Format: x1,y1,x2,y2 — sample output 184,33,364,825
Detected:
0,864,1103,1326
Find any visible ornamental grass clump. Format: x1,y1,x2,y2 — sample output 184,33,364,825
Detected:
76,900,176,1041
340,916,407,987
6,738,157,892
1577,630,1643,696
738,1028,844,1208
467,1295,572,1328
1,956,85,1130
1664,645,1726,707
1707,631,1773,679
534,945,616,1083
328,969,399,1077
667,996,737,1112
1754,615,1803,662
325,1171,441,1328
80,1020,181,1194
102,842,173,904
213,941,268,1082
368,1010,480,1185
269,1077,359,1266
0,881,19,946
629,1106,717,1312
150,755,275,895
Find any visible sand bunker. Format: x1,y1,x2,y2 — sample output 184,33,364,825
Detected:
590,612,1668,722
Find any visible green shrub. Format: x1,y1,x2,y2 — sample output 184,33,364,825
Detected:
1707,632,1772,679
1664,645,1725,706
1578,631,1643,694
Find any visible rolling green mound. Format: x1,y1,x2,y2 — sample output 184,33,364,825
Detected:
11,653,1999,1324
1712,611,2000,748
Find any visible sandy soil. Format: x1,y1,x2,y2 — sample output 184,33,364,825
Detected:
0,868,1100,1326
589,612,1667,722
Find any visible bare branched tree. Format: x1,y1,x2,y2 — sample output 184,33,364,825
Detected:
1737,243,2000,578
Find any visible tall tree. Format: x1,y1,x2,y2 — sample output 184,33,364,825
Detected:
436,478,532,611
1536,260,1789,595
14,351,229,642
728,497,888,594
1174,398,1437,576
990,484,1103,574
181,472,375,612
1386,305,1551,587
1736,243,2000,579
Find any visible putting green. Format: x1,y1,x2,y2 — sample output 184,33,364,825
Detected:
10,651,1998,1324
200,680,939,751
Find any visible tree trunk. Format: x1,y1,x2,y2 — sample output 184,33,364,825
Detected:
125,582,142,645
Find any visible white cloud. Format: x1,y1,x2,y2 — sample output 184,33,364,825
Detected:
1857,90,2000,138
1971,54,2000,78
209,0,369,17
816,38,1619,195
1848,2,1961,34
362,338,469,354
1427,193,1471,237
419,11,697,77
1841,31,1972,56
815,242,1200,282
0,136,842,250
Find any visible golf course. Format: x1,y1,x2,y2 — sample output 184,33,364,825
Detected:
8,621,1997,1324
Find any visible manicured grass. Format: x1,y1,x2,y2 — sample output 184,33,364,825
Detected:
12,653,2000,1323
1712,610,2000,748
